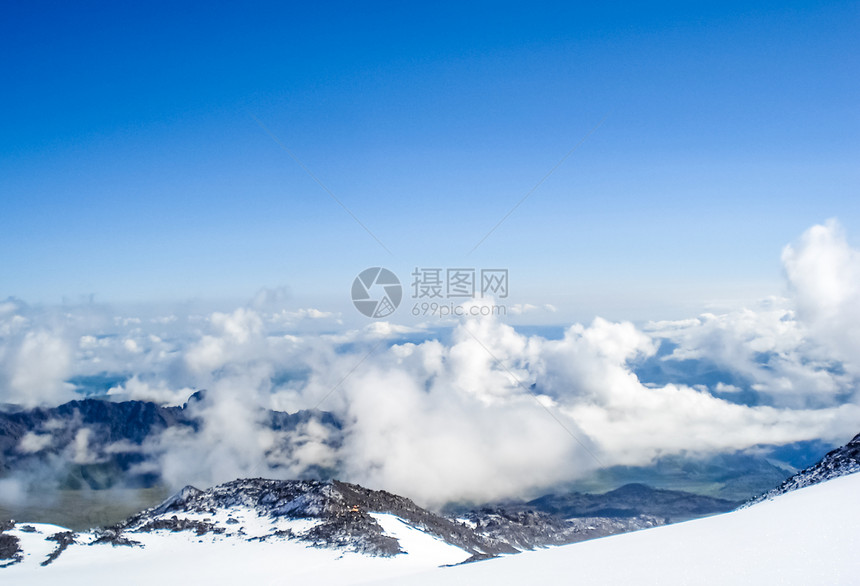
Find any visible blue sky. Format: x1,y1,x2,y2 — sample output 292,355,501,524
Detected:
2,1,858,321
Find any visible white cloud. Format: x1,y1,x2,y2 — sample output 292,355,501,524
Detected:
70,428,101,465
123,338,141,353
3,222,860,504
507,303,559,315
783,219,860,374
715,382,742,394
508,303,537,315
107,375,196,406
0,330,75,407
269,308,340,324
17,432,53,453
646,299,852,409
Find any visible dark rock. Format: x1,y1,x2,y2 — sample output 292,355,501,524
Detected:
41,531,76,566
744,432,860,506
0,519,22,567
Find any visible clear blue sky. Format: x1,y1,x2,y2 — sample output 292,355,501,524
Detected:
2,1,858,320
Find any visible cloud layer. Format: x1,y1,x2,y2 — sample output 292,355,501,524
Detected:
2,221,860,505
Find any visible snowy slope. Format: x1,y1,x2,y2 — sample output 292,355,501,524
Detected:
0,515,472,586
367,472,860,586
4,472,858,585
0,480,481,585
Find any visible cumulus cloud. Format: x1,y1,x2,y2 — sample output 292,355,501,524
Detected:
17,432,53,453
70,427,101,465
647,300,851,408
3,222,860,504
332,319,593,505
0,328,75,407
107,375,196,406
783,219,860,373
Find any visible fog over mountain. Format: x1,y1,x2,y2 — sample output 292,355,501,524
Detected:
2,221,860,507
1,430,857,582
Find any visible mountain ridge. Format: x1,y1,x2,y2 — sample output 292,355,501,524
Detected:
743,431,860,507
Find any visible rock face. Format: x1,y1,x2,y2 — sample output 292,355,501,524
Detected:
454,507,664,551
0,519,22,568
40,531,76,567
743,432,860,507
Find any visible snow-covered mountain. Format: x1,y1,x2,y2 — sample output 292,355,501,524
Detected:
3,432,856,584
0,395,810,506
367,470,860,586
0,479,485,583
0,477,686,573
743,431,860,507
3,468,858,584
101,478,510,559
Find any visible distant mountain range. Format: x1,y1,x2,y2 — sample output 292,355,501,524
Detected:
522,482,738,522
0,392,341,490
0,477,735,570
565,451,803,501
0,394,819,502
0,393,838,536
2,430,858,575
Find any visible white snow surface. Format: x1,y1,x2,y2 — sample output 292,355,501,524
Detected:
3,473,859,585
368,472,860,586
1,508,472,585
369,513,471,564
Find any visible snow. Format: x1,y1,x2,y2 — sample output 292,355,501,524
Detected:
156,504,321,540
3,473,858,585
1,512,471,585
5,523,69,570
369,513,471,565
367,472,860,586
1,531,470,586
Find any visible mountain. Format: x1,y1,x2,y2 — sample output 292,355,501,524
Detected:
453,507,663,551
0,475,742,575
565,450,802,501
446,483,737,550
4,471,859,584
742,431,860,507
368,467,860,586
0,478,490,577
0,478,506,579
100,478,511,559
0,393,342,490
525,482,738,522
0,395,820,506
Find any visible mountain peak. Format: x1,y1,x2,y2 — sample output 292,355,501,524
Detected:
109,478,505,559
